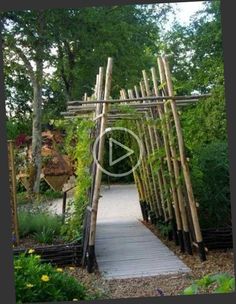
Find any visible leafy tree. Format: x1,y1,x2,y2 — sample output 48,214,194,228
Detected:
161,0,223,94
47,5,169,100
2,10,53,195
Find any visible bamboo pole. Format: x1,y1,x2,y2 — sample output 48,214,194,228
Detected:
66,100,199,114
120,90,150,220
120,91,150,219
157,58,190,252
136,85,161,220
129,89,161,220
123,88,154,217
83,92,88,101
82,67,105,267
142,70,170,222
161,55,206,261
67,94,210,105
152,62,184,249
133,167,149,221
134,85,140,99
87,58,113,272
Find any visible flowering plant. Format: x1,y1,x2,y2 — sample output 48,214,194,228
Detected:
14,252,89,303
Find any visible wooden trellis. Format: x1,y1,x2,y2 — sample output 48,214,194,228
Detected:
62,55,210,272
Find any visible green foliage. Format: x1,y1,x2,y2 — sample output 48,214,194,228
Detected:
181,84,227,154
2,5,169,123
156,219,172,238
162,1,223,95
18,210,62,243
190,141,231,228
17,178,62,205
183,273,235,295
33,226,59,244
61,118,95,241
17,192,30,205
14,253,90,303
6,118,31,140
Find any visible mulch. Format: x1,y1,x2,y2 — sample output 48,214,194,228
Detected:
65,221,235,299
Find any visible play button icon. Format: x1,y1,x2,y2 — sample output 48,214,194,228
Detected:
109,138,134,166
93,127,144,177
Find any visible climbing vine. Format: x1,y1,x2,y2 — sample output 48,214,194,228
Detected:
59,117,95,241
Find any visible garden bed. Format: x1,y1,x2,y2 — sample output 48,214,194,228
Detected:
14,242,83,266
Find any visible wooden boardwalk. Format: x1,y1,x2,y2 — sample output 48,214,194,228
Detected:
95,184,191,279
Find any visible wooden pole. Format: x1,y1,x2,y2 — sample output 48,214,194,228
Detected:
124,88,154,218
161,55,206,260
137,85,161,220
62,191,67,223
129,89,161,221
87,58,113,271
67,94,211,105
152,62,183,249
158,57,190,252
134,85,140,99
83,92,88,101
82,66,105,267
142,70,170,222
8,140,19,246
121,91,150,220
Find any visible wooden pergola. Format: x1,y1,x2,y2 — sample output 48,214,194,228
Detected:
62,55,210,272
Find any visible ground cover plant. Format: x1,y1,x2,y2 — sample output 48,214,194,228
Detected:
183,273,235,295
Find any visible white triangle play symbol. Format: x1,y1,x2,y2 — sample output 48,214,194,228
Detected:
109,138,134,166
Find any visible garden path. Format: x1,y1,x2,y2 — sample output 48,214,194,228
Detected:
95,184,191,279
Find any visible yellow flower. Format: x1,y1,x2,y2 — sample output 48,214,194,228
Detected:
28,249,35,254
41,275,50,282
69,267,75,270
35,255,41,259
72,299,78,301
26,283,34,288
56,268,63,272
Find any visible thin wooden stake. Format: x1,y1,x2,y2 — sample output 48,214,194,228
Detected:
8,140,19,246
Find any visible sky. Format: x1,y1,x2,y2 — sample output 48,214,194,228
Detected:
174,1,205,25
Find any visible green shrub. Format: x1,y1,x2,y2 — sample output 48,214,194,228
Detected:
14,253,89,303
18,211,62,243
190,141,231,228
181,84,227,154
183,273,235,295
